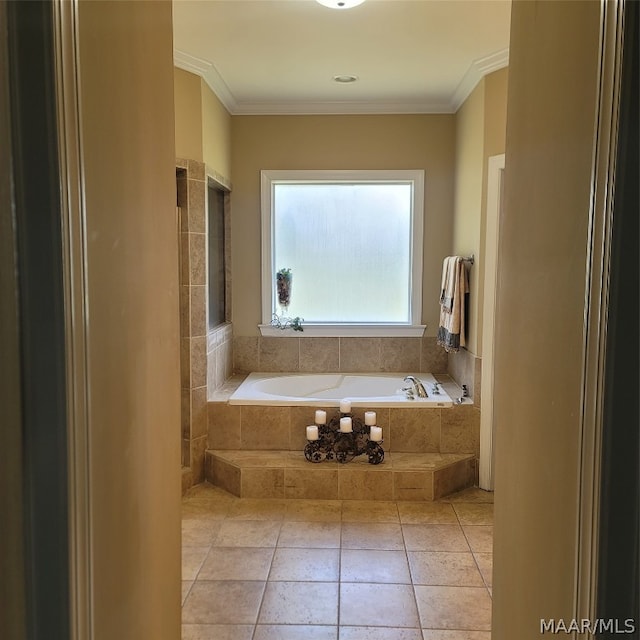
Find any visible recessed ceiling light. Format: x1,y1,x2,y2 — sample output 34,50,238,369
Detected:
316,0,366,9
333,75,358,83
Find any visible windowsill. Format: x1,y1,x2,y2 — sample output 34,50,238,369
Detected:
258,323,426,338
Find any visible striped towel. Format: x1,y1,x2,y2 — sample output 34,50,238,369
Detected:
437,256,469,352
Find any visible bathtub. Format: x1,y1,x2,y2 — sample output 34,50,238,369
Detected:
229,372,453,408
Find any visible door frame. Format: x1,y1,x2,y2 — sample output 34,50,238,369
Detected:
479,153,505,491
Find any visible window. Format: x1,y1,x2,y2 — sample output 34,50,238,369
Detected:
261,170,425,336
208,181,227,329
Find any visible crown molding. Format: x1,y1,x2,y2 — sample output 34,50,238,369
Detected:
174,49,238,114
174,47,509,116
450,48,510,112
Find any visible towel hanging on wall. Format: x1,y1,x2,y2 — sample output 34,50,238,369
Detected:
437,256,470,352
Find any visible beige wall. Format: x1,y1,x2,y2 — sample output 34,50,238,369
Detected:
201,79,232,181
483,68,509,161
453,81,485,354
174,68,203,162
230,114,456,337
492,0,600,636
78,1,181,638
174,69,232,182
452,68,509,357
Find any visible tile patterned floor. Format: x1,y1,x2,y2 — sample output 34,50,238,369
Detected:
182,484,493,640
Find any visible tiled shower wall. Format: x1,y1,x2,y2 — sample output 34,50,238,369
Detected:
233,335,449,374
177,159,207,489
178,159,234,491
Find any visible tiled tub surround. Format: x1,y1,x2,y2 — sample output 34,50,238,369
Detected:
448,346,482,409
233,335,449,375
206,375,479,501
207,323,233,396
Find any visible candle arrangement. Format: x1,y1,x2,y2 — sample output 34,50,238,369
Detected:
304,400,384,465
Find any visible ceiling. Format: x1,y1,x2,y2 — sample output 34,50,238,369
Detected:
172,0,511,115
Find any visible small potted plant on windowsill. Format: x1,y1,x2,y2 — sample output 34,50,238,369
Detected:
272,267,303,331
276,267,292,310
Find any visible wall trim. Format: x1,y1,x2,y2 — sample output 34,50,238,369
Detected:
450,48,510,112
575,0,625,626
52,1,94,637
174,49,237,114
174,47,509,116
479,153,505,491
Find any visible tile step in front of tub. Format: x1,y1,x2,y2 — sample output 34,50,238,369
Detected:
204,450,476,501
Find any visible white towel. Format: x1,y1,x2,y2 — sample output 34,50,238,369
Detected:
437,256,469,352
439,256,457,313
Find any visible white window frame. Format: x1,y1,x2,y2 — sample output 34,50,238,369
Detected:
260,169,425,337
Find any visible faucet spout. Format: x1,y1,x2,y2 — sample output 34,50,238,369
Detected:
403,375,428,398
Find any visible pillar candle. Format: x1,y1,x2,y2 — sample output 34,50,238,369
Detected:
315,409,327,425
364,411,377,426
306,425,319,441
339,417,353,433
340,399,352,414
369,426,383,442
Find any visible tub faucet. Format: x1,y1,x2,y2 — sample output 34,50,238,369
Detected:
403,375,428,398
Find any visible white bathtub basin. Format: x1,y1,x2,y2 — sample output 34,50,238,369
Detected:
228,372,453,408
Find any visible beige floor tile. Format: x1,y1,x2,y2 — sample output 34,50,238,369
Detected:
441,487,494,504
284,499,342,522
398,502,458,524
462,526,493,553
182,581,265,624
341,522,404,550
341,500,400,523
269,547,340,581
340,549,411,584
258,581,339,625
474,552,493,588
198,547,274,581
181,486,494,637
181,623,254,640
182,581,193,606
340,583,420,627
181,501,232,521
278,521,342,548
213,520,281,548
183,484,237,503
408,552,484,586
182,547,209,581
414,586,492,630
452,503,494,525
339,628,423,640
226,498,287,520
182,519,222,546
422,631,491,640
253,625,337,640
402,524,470,552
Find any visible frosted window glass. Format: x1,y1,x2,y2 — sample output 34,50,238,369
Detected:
273,183,412,323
